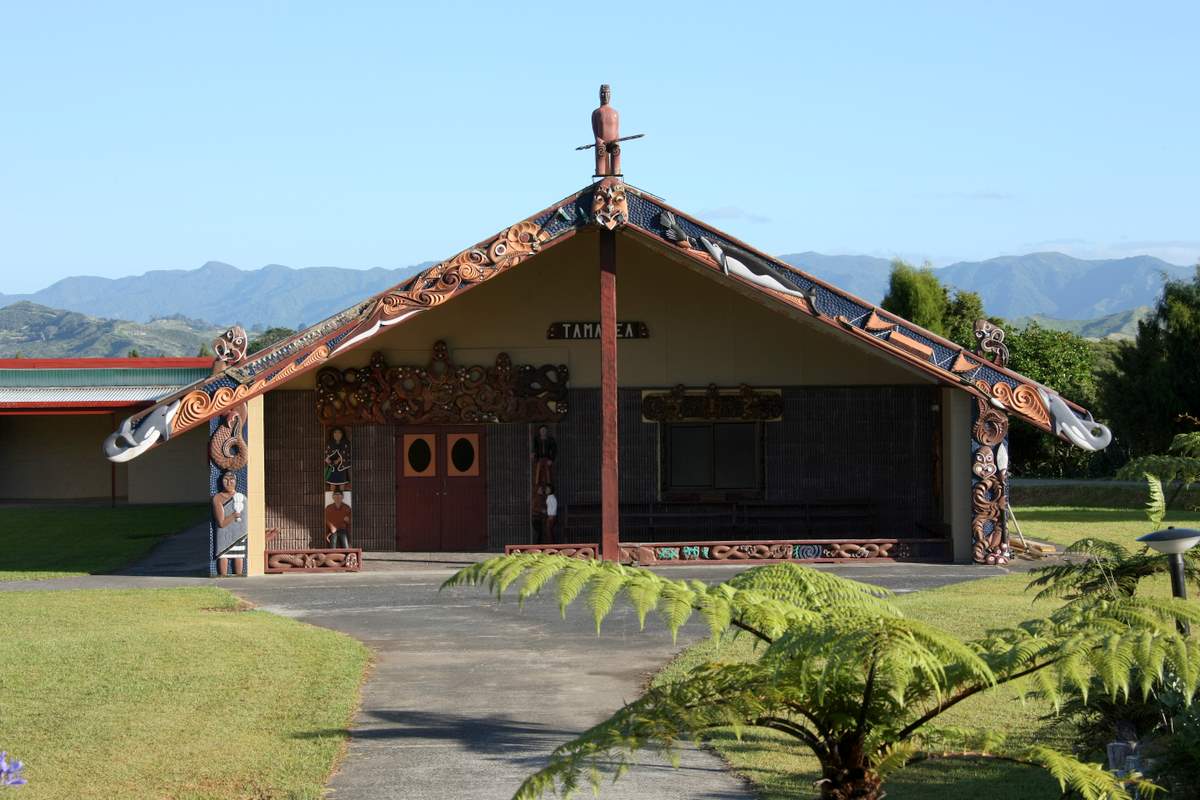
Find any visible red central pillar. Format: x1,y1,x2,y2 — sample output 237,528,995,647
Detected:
599,229,620,561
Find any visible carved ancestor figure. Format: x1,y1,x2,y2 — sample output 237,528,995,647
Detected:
323,427,352,488
212,469,247,576
212,325,249,374
972,319,1009,368
592,84,621,177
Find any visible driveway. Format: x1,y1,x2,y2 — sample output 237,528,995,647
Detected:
230,557,1022,800
2,524,1031,799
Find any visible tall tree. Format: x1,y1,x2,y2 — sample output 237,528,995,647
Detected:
944,288,986,349
881,261,949,337
1006,321,1104,477
1101,266,1200,457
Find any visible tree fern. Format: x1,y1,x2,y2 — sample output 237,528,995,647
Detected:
446,554,1200,800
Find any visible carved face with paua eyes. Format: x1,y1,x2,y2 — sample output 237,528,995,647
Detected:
972,447,997,479
599,84,611,105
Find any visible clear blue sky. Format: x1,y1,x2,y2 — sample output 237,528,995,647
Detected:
2,1,1197,293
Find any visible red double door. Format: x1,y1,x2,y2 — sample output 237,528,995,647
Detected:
396,427,487,551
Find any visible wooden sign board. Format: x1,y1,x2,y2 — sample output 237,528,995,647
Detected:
547,321,649,340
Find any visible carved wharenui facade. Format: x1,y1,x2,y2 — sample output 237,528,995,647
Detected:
102,86,1111,575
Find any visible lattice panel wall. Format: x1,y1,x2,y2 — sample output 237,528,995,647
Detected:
486,423,529,549
350,424,396,551
264,390,323,549
772,386,938,535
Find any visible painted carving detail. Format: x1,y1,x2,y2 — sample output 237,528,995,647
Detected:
209,403,249,471
971,398,1010,565
641,384,783,423
591,83,621,177
502,539,939,564
212,325,250,373
103,399,180,463
592,178,628,230
266,549,362,573
315,342,568,426
972,319,1010,368
333,223,549,357
1037,387,1113,451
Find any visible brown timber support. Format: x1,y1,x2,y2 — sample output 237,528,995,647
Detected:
599,229,620,561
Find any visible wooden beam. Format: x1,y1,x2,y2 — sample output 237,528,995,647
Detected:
599,230,620,561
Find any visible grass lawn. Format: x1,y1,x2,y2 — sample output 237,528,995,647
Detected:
653,506,1192,799
0,587,369,799
0,505,207,581
1013,504,1200,550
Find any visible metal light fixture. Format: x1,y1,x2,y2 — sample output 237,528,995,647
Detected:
1137,526,1199,635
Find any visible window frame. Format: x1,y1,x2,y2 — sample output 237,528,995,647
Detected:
659,421,765,501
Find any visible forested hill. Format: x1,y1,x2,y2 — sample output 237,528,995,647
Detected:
0,260,432,330
779,252,1190,319
0,302,220,358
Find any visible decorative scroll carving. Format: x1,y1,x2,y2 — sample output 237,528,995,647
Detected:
592,178,628,230
973,405,1008,447
265,549,362,573
976,379,1050,429
603,538,946,565
641,384,783,423
504,544,597,560
971,398,1010,565
209,403,249,471
973,319,1010,368
315,342,569,426
174,345,331,434
212,325,249,373
333,222,550,359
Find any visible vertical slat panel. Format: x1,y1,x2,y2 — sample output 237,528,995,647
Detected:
780,386,937,535
264,390,323,549
350,424,395,551
486,423,528,549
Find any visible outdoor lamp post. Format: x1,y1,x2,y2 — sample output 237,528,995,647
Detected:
1137,526,1200,635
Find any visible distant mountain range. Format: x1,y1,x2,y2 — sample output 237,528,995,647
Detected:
0,251,1192,357
0,260,433,331
0,302,221,358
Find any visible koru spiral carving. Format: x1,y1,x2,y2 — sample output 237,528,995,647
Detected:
209,403,249,471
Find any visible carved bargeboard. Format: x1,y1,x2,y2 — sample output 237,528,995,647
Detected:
641,384,783,423
316,341,569,426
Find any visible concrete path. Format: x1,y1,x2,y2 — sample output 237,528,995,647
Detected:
227,558,1024,800
1,532,1034,799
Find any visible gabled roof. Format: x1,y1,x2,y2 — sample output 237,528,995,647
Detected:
102,181,1111,462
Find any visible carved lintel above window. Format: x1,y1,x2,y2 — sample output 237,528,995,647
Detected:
315,341,569,426
641,384,783,423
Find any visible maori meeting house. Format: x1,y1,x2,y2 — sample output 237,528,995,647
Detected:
97,87,1112,576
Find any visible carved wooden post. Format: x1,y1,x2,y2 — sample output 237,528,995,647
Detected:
599,229,620,561
971,398,1010,565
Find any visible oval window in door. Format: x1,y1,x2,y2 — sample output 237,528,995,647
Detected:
446,433,480,477
407,437,432,474
451,437,475,473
